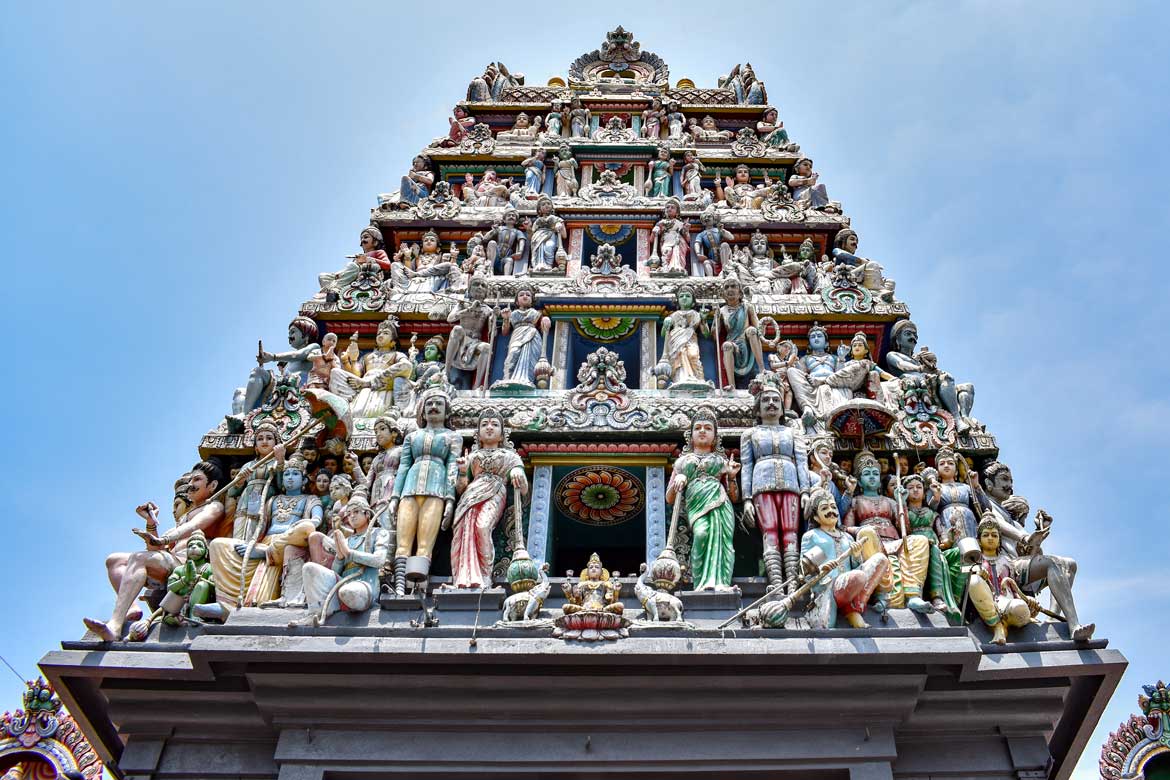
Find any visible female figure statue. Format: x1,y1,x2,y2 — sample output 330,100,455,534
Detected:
680,151,706,199
788,157,833,211
553,144,579,197
648,198,689,274
345,318,414,418
497,112,542,144
443,105,476,147
568,97,591,138
641,97,665,139
349,415,402,529
667,408,740,591
757,107,798,152
926,446,982,541
689,115,734,142
500,284,549,387
386,389,461,595
544,98,566,139
902,474,962,619
527,195,567,272
522,147,547,195
561,553,624,614
660,285,708,386
665,101,686,140
644,145,674,197
448,411,528,589
398,155,434,208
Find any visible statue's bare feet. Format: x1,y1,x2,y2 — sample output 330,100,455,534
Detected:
83,618,118,643
843,612,866,629
1072,623,1095,642
991,622,1008,645
907,596,934,614
126,607,143,622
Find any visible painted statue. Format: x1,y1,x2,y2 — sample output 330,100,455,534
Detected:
521,147,547,195
447,411,527,589
553,144,579,197
303,495,388,622
641,97,665,139
740,382,810,591
484,207,528,276
396,154,434,209
720,62,767,105
884,319,977,433
441,105,475,147
644,144,674,197
668,408,740,591
462,169,511,207
527,195,567,272
902,473,962,619
496,112,542,144
788,157,833,211
830,229,896,302
385,388,461,595
500,284,549,387
648,197,689,273
317,226,390,299
688,115,734,142
680,150,707,199
966,516,1038,645
800,489,889,629
349,414,402,532
665,100,686,140
925,447,983,542
716,164,780,209
444,276,495,391
660,284,708,386
757,106,798,152
567,97,591,138
691,206,733,277
243,317,318,412
786,323,847,427
716,277,764,391
561,553,624,614
544,98,566,138
345,317,414,418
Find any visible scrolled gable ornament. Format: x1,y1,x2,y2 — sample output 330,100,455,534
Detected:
731,126,766,157
414,180,464,220
1100,681,1170,780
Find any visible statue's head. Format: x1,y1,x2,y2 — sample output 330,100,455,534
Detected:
977,514,1001,556
346,494,373,530
982,461,1013,502
763,106,778,122
657,144,670,161
807,322,828,352
173,472,193,520
853,450,881,493
891,319,918,355
798,237,815,260
804,488,840,529
299,438,318,464
424,335,444,362
721,276,743,304
584,552,606,581
253,421,280,457
375,317,399,350
514,112,529,128
422,229,440,251
412,154,430,171
795,157,813,175
483,169,498,183
187,461,222,504
282,454,308,493
288,316,319,349
700,207,718,228
416,388,451,429
849,332,870,361
676,284,696,311
700,115,716,130
902,473,925,504
834,228,858,254
453,105,467,118
663,197,682,219
935,446,958,481
327,472,352,501
468,275,489,302
373,415,402,449
476,410,506,448
515,282,536,309
502,207,519,227
186,530,210,563
360,225,384,253
651,97,662,109
557,142,573,160
313,470,332,496
734,163,751,183
750,230,769,256
754,385,784,423
686,407,719,453
536,193,555,216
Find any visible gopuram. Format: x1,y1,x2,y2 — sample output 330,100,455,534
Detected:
42,28,1125,780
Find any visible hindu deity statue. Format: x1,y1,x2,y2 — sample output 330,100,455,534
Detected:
481,208,527,276
644,144,674,197
842,451,932,614
463,170,511,207
800,489,889,629
439,105,475,147
641,97,665,139
226,421,283,538
84,461,225,642
316,226,389,300
976,461,1092,641
306,332,340,390
716,164,780,209
302,495,389,623
660,285,708,387
593,114,635,142
567,97,591,138
553,144,579,198
757,106,799,152
668,408,740,591
208,453,323,612
242,317,318,412
680,151,707,200
395,154,434,209
786,323,847,427
665,100,686,139
500,284,550,387
497,112,543,144
782,237,819,293
648,197,689,274
688,115,734,142
883,319,977,433
902,473,962,619
411,335,450,396
349,415,402,534
527,195,567,272
788,157,834,212
692,206,734,277
323,473,353,530
544,98,566,138
385,388,461,595
720,62,767,105
924,447,983,542
345,317,414,418
740,382,811,591
716,277,764,391
830,229,895,302
448,411,527,589
443,276,495,391
561,553,624,615
521,147,547,196
966,516,1039,645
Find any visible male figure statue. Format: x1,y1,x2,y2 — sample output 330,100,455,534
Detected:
443,275,495,391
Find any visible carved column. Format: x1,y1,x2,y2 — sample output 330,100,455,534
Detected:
640,319,658,388
527,465,554,565
633,165,646,195
636,227,651,276
645,465,666,561
580,164,594,188
550,320,570,390
567,226,584,275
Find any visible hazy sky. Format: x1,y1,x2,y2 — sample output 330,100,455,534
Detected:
2,3,1167,778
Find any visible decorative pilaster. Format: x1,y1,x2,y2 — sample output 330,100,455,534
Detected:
636,227,651,276
550,320,570,390
640,319,658,388
645,466,667,562
567,226,584,275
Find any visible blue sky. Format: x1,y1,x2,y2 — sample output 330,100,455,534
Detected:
1,3,1166,777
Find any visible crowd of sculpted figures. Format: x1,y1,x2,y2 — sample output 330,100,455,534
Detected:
83,47,1093,649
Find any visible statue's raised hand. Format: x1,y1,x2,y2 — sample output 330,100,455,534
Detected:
136,502,159,523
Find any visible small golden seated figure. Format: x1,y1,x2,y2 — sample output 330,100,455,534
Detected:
561,552,624,615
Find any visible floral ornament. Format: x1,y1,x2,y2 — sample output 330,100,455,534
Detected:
574,315,638,342
556,467,644,525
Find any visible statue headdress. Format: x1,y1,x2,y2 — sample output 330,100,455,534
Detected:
422,228,440,244
852,449,880,479
683,406,724,456
582,552,610,582
377,316,400,338
802,487,839,526
284,453,309,473
833,228,858,250
472,408,513,452
976,512,1001,541
807,321,827,341
414,387,451,429
360,225,384,246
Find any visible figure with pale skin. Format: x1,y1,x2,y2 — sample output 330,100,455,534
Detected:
244,317,319,412
692,207,734,277
644,145,674,197
925,447,982,542
641,97,665,139
500,285,550,386
681,151,706,198
665,101,686,139
303,496,389,622
648,198,689,273
484,209,528,276
715,164,779,209
553,145,579,198
568,97,591,138
521,148,547,195
788,157,832,211
740,385,810,591
528,196,567,272
903,474,962,619
399,155,434,207
757,106,796,151
324,473,353,531
717,277,764,391
345,318,414,418
544,99,566,138
347,415,402,537
496,112,542,143
800,489,889,629
385,389,461,595
84,462,225,642
667,409,741,591
966,517,1037,645
660,285,708,385
317,226,391,299
447,411,528,589
444,105,475,146
689,115,733,142
444,276,495,390
463,170,511,207
883,319,976,432
562,552,624,614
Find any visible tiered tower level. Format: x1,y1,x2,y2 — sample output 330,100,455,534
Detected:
46,29,1125,780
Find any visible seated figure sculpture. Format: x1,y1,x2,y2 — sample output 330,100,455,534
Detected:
496,112,542,144
716,164,782,209
561,553,624,615
883,319,978,434
830,229,895,303
243,317,319,412
801,489,889,629
302,495,389,625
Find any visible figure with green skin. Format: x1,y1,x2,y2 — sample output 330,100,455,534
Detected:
667,408,741,591
162,530,215,626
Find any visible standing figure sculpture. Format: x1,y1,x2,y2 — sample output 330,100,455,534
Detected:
553,144,579,197
668,408,740,592
644,145,674,197
788,157,834,211
302,495,389,623
544,98,566,138
350,415,402,531
926,447,983,542
660,285,708,387
385,389,461,595
648,198,689,274
665,100,686,140
345,317,414,418
716,277,764,391
444,276,496,391
448,411,527,589
680,151,707,199
692,206,733,277
740,383,810,592
641,97,665,139
568,97,591,138
483,208,528,276
528,195,567,272
903,473,962,619
243,317,319,412
801,489,889,629
521,147,547,195
500,284,550,387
